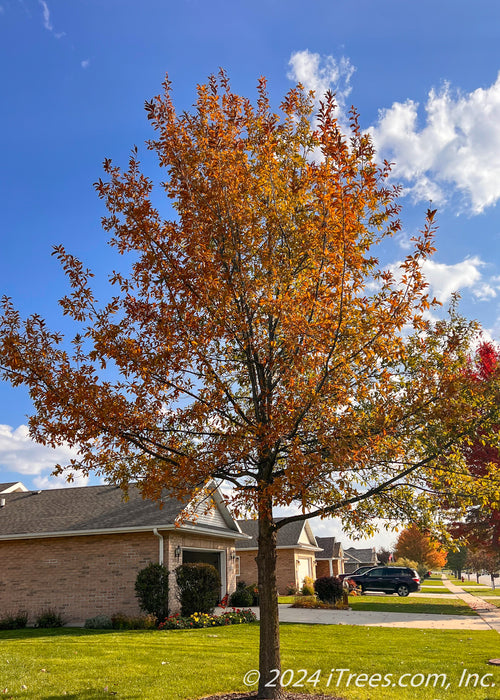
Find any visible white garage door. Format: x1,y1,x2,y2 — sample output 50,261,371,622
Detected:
296,557,312,586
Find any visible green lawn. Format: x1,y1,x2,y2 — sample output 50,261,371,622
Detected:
1,625,499,699
414,589,458,595
349,595,477,616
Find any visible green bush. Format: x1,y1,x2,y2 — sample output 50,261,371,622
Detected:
175,563,220,616
34,609,65,628
314,576,344,604
0,610,28,630
245,583,259,606
84,614,113,629
135,562,170,621
110,612,157,630
301,576,315,596
229,581,253,607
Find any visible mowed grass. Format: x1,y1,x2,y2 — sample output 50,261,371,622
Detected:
1,625,500,700
349,595,477,616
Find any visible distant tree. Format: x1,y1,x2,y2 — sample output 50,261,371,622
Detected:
376,547,392,565
446,546,468,579
395,525,447,570
466,549,500,587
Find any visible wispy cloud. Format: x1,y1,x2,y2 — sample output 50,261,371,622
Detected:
81,59,90,69
38,0,65,38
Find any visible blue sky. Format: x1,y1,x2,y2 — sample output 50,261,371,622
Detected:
1,0,500,545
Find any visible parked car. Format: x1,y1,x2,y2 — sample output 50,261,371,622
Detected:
338,566,374,582
348,566,420,596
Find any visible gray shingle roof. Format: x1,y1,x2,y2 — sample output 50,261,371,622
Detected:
236,518,318,550
315,536,342,560
343,547,378,565
0,484,222,538
0,483,18,492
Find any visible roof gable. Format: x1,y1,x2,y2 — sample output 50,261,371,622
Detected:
315,536,343,560
0,482,28,494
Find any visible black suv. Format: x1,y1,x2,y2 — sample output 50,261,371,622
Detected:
347,566,420,596
338,566,374,582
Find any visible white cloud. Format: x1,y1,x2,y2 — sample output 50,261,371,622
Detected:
38,0,65,38
387,255,500,305
33,473,89,490
38,0,52,30
288,50,355,113
288,51,500,214
421,257,485,303
0,424,80,479
370,73,500,213
81,59,90,69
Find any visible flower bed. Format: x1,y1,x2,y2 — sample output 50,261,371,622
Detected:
158,608,257,629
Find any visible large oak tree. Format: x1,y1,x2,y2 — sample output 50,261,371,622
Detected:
2,73,500,698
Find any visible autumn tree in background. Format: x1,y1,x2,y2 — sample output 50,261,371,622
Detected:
466,549,500,587
1,72,500,698
394,524,447,572
448,343,500,559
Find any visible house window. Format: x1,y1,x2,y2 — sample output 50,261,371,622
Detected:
235,555,240,576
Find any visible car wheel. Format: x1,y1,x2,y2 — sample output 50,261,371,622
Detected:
397,584,409,597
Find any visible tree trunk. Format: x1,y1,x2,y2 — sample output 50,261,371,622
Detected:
256,493,284,700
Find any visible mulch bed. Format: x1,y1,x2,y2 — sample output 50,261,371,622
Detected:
200,693,346,699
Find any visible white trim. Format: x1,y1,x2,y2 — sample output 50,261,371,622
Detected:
153,528,164,565
237,544,322,552
0,523,250,542
0,482,28,493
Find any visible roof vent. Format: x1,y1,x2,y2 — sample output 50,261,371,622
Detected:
0,498,5,508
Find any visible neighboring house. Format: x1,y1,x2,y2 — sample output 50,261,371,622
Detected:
0,482,247,624
236,519,322,594
343,546,379,574
0,482,28,494
315,537,344,578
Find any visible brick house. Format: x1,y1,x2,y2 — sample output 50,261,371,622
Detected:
315,537,344,578
0,482,247,625
236,519,322,594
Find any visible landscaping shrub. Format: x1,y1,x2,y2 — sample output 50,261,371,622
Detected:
158,608,256,629
245,583,259,606
84,614,113,629
34,609,65,628
285,583,298,595
110,612,157,630
301,575,315,596
314,576,344,604
229,581,253,607
135,562,170,621
0,610,28,630
175,563,220,616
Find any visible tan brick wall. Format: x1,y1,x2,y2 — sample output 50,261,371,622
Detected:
237,549,318,594
0,531,238,625
0,533,157,625
165,532,237,613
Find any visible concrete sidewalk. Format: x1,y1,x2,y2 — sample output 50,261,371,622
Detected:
441,576,500,633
